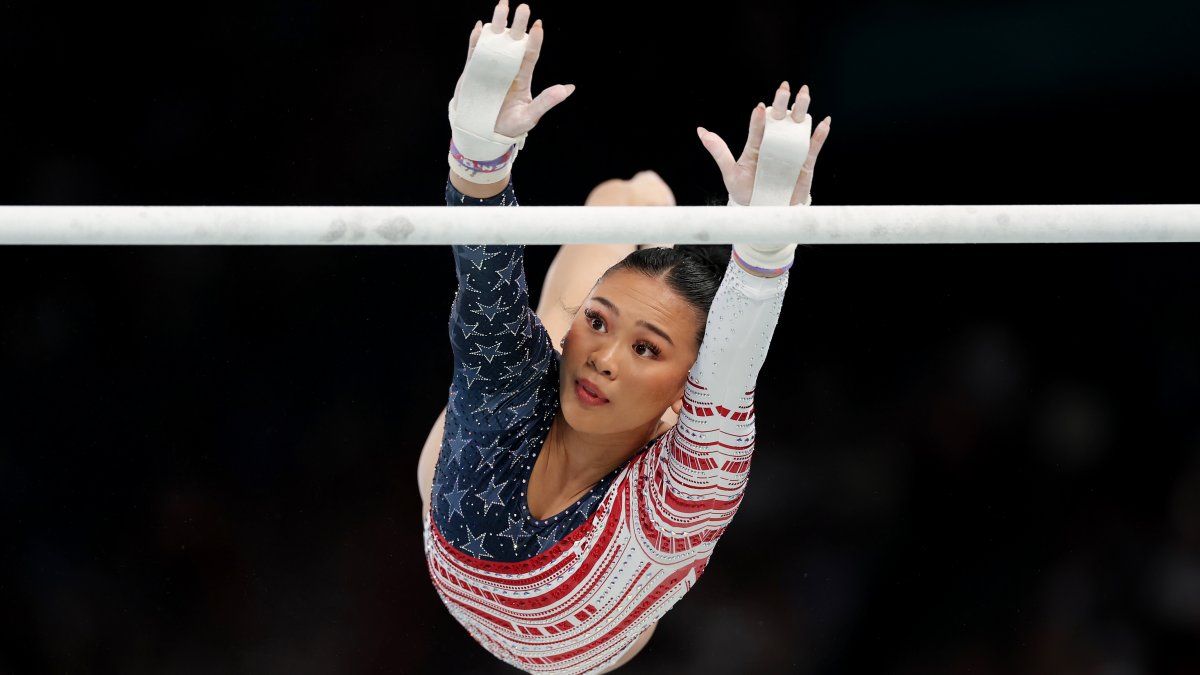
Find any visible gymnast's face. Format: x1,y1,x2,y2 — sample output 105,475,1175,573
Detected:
558,269,701,436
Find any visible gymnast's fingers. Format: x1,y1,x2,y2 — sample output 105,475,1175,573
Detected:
792,84,810,123
516,19,544,87
697,127,737,186
510,2,531,38
806,116,832,170
491,0,509,32
738,103,766,165
526,83,576,124
466,21,483,61
771,81,789,120
792,116,832,205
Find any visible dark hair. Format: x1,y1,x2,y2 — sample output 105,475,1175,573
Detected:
602,245,732,346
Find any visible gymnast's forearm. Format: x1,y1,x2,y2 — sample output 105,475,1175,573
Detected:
691,261,788,411
448,171,510,199
644,262,788,538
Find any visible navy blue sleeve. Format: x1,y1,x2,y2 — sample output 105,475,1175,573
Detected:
444,179,557,429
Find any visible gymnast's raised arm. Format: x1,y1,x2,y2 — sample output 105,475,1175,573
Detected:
628,81,834,558
419,1,575,518
420,2,678,519
444,0,574,200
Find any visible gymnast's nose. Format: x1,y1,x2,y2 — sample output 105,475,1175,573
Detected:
588,345,617,379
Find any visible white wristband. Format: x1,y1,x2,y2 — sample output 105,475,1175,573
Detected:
726,193,805,269
732,243,796,273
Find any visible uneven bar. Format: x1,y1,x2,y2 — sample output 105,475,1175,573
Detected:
0,205,1197,245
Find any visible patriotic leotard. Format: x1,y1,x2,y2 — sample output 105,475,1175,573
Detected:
424,180,788,674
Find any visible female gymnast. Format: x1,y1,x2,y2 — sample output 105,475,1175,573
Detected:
417,2,831,672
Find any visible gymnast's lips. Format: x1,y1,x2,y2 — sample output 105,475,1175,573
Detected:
575,379,609,405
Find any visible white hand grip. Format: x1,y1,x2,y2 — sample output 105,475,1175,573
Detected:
448,24,529,182
749,107,811,206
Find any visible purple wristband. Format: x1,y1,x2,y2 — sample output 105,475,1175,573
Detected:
449,138,515,177
732,248,793,276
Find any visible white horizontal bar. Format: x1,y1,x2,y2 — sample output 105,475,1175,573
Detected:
0,205,1197,245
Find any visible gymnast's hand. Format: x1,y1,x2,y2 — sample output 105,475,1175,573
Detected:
455,1,575,140
696,82,831,206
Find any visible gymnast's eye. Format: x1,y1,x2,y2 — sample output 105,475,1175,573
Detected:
583,308,606,332
634,341,662,359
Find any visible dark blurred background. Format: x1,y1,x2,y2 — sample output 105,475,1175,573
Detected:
2,0,1199,673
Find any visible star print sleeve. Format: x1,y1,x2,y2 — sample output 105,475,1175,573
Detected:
444,179,555,427
643,259,789,549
